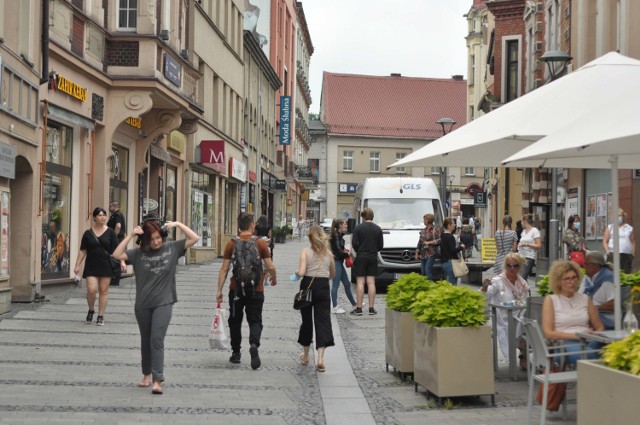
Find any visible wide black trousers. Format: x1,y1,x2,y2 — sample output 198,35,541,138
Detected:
297,277,335,349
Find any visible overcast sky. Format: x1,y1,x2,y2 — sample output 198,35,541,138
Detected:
303,0,471,114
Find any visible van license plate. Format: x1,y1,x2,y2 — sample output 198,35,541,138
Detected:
393,273,402,280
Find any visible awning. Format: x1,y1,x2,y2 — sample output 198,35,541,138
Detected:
47,104,94,130
150,144,172,162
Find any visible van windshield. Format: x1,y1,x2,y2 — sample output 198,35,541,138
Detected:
364,199,441,230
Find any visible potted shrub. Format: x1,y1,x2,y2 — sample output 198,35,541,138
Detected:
411,285,495,400
272,226,287,244
577,332,640,424
384,273,444,378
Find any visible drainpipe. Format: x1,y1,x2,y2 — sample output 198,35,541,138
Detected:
40,0,50,85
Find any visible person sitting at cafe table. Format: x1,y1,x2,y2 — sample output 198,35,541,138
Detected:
542,260,604,364
481,253,530,369
578,251,615,330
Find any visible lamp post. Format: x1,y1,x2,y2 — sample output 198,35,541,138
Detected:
437,118,456,217
448,174,456,217
539,51,572,263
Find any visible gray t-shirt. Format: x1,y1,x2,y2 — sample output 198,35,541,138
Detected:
126,239,187,309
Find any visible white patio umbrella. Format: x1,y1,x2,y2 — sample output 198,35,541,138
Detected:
502,96,640,330
388,52,640,169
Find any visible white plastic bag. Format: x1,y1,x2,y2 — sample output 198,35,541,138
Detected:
208,303,230,350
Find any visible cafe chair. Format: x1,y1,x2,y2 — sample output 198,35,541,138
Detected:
517,318,599,425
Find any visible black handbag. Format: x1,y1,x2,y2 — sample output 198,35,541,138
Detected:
293,273,316,310
90,230,120,273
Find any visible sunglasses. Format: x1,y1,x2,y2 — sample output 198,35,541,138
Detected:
506,264,520,269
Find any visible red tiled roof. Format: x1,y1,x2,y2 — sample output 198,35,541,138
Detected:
321,72,467,139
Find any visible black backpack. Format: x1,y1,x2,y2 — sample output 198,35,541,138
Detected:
231,236,262,295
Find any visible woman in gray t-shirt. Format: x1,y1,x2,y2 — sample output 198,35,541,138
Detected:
113,220,199,395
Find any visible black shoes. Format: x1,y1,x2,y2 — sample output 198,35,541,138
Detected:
86,310,94,323
368,308,378,315
96,315,104,326
250,344,261,370
229,351,241,364
350,307,363,316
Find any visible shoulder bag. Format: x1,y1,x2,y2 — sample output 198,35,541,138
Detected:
293,268,318,310
452,253,469,277
90,230,120,273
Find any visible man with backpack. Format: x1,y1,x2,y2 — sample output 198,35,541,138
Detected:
216,212,277,369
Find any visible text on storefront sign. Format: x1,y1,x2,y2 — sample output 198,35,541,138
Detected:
56,75,87,102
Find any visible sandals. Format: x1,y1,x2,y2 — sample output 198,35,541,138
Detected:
151,384,163,395
316,362,325,372
299,353,309,366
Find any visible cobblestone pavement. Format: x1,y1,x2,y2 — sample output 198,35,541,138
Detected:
0,238,577,424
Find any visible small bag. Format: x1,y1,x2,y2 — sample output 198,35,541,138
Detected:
293,274,316,310
569,250,585,267
536,364,567,411
345,256,353,268
108,255,121,272
209,303,230,350
452,257,469,277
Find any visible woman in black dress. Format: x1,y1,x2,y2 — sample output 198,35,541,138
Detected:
74,207,122,326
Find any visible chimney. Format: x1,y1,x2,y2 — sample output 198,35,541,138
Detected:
390,73,402,77
452,75,464,81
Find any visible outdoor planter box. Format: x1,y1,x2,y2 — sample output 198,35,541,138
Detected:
385,308,416,376
413,322,495,398
578,360,640,425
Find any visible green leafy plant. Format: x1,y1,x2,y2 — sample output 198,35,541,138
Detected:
602,331,640,375
385,273,447,312
537,274,551,296
410,285,487,327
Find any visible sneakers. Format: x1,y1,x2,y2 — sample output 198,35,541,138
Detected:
229,351,241,364
85,310,94,323
96,315,104,326
368,307,378,316
350,307,363,316
249,344,261,370
332,306,346,314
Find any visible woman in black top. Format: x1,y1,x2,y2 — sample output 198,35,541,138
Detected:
74,207,122,326
329,219,357,313
440,217,465,285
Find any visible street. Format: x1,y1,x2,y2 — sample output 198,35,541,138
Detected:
0,239,577,424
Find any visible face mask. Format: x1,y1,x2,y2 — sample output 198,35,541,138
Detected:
619,216,624,225
574,222,580,230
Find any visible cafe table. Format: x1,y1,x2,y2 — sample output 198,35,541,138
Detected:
488,302,527,380
575,329,630,344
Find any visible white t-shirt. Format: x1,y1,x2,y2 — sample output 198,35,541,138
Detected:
578,272,615,307
518,227,541,260
607,223,634,254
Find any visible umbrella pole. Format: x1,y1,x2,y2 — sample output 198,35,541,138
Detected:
611,156,621,331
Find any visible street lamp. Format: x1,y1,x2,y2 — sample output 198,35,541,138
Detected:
539,50,572,262
448,174,456,217
436,118,456,216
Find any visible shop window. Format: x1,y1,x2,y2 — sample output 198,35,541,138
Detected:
0,191,9,277
165,166,177,239
109,145,129,227
191,171,212,247
41,122,73,280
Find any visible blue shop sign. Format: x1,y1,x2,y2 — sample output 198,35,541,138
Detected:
279,96,291,145
163,54,181,87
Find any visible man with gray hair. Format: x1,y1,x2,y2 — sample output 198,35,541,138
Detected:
578,251,615,329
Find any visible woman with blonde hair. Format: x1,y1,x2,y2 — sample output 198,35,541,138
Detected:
293,225,336,372
542,260,604,364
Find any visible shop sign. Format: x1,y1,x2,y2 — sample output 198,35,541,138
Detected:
279,95,291,145
125,117,141,128
199,140,226,174
338,183,358,193
275,179,286,190
169,131,185,153
163,54,181,87
229,157,247,182
248,170,257,182
0,142,16,179
54,74,87,102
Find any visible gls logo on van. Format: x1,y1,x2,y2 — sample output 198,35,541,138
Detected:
402,183,422,190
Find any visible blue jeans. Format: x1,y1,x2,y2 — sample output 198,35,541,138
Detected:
331,260,356,307
441,260,457,285
421,256,436,280
561,340,603,364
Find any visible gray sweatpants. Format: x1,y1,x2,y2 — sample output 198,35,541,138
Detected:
135,303,173,382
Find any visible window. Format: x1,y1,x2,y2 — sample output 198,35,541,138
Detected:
191,171,212,247
343,150,353,171
395,153,406,174
369,152,380,172
470,55,475,85
464,167,475,176
431,167,442,175
109,145,129,231
505,39,519,102
118,0,137,30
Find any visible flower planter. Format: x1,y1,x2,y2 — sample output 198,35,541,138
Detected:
577,360,640,424
413,322,495,398
385,308,416,377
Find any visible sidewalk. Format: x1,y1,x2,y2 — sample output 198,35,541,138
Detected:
0,239,577,424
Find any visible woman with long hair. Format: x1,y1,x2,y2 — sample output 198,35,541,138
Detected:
563,214,586,265
414,213,440,280
518,214,542,280
112,220,199,394
494,215,518,275
329,219,357,314
440,217,464,285
74,207,123,326
293,225,336,372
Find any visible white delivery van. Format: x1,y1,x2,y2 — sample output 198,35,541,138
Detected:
351,177,445,287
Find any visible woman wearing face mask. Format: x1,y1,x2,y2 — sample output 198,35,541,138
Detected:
517,214,541,281
602,208,635,273
563,215,586,266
